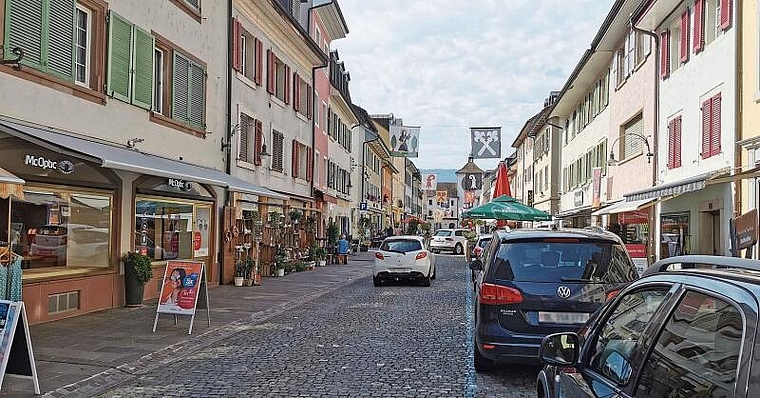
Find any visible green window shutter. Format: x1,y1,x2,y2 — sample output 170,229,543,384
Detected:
131,25,154,110
188,62,205,129
107,11,133,102
5,0,45,70
47,0,75,79
172,52,190,123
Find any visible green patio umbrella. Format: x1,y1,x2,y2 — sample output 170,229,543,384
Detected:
462,195,552,221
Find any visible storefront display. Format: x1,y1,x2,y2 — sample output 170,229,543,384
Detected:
660,212,690,258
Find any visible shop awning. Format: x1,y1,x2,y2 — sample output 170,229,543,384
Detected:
0,166,24,199
624,171,727,201
592,198,657,216
705,165,760,185
555,205,592,218
0,119,283,199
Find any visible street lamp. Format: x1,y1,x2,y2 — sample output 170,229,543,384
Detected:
608,132,654,166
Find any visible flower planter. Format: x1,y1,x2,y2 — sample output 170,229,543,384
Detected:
243,279,253,286
318,260,326,267
234,276,244,286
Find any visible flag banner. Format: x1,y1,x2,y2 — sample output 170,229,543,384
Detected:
422,173,438,190
460,173,482,191
470,127,501,159
390,125,420,157
435,190,448,204
464,190,476,204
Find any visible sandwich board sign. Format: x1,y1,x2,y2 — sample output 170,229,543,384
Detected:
0,300,40,394
153,260,211,335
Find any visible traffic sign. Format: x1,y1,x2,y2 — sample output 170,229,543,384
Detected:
359,202,368,211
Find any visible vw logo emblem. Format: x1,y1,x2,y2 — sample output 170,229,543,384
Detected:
557,286,571,299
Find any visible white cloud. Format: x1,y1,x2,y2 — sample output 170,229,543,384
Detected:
333,0,615,169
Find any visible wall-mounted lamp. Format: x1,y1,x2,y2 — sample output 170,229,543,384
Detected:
0,47,24,70
608,133,654,166
126,137,145,148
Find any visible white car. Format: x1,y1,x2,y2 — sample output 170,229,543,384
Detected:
373,235,436,287
429,228,468,255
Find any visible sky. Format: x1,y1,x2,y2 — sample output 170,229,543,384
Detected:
332,0,616,170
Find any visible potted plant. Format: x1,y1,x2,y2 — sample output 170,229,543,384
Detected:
305,244,317,270
122,251,153,307
274,246,287,277
234,260,246,286
315,246,327,267
243,258,255,286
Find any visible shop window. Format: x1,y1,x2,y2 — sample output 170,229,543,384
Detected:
134,199,211,261
3,189,112,269
661,212,690,258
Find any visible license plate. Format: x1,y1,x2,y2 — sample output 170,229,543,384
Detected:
389,268,411,273
538,312,589,324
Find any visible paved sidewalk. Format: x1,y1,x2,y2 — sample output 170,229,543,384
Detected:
2,252,374,397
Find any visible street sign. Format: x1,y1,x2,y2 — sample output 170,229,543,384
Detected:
359,202,368,211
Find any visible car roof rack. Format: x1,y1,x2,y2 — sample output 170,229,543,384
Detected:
641,255,760,277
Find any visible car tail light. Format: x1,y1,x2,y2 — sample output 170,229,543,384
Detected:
606,289,620,302
415,252,427,260
482,344,496,350
472,247,483,257
374,252,384,260
478,283,523,305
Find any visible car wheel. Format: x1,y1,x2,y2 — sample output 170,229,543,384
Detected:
421,272,431,287
454,243,463,255
474,343,494,372
431,267,436,280
373,275,381,287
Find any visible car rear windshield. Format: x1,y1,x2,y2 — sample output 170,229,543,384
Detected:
477,238,492,248
490,239,637,284
38,226,66,235
434,230,452,237
381,239,422,253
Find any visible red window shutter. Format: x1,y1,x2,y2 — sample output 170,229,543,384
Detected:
254,38,263,85
254,119,263,166
293,73,300,112
660,31,670,79
694,0,705,53
674,116,682,168
680,9,690,63
306,147,313,182
239,114,249,163
292,139,299,178
711,94,722,156
284,65,291,104
232,19,241,71
306,84,312,120
720,0,732,30
267,50,275,94
701,98,712,158
668,121,675,169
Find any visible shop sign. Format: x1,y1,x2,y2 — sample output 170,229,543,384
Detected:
0,301,40,394
730,209,758,255
167,178,193,191
574,190,584,207
24,154,75,175
620,210,649,225
625,244,647,258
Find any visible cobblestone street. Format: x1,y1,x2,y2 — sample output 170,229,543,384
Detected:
97,255,537,397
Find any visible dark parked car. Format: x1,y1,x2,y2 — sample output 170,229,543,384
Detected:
469,228,638,371
537,255,759,398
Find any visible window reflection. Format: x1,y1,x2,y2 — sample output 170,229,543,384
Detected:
135,199,195,261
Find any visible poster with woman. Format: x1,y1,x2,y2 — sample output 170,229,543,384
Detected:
157,261,203,316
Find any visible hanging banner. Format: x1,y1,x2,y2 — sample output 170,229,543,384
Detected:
422,173,438,191
464,190,476,204
470,127,501,159
592,167,602,208
460,173,483,191
153,260,210,335
0,301,40,394
435,190,448,205
389,125,420,157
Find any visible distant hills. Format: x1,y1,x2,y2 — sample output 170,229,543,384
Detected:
420,169,457,183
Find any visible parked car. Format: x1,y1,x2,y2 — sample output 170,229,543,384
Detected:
373,235,436,286
537,255,760,398
30,223,103,264
469,228,638,372
470,234,493,287
430,228,468,255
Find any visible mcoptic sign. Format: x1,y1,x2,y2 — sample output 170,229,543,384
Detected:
168,178,193,191
23,154,74,175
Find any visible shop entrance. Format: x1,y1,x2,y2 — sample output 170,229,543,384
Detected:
698,209,722,255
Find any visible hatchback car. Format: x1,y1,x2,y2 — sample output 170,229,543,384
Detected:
469,228,637,371
430,228,468,255
373,235,436,286
470,234,493,262
538,255,760,398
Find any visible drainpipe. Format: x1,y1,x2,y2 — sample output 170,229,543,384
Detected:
734,1,743,220
631,15,660,262
221,0,233,283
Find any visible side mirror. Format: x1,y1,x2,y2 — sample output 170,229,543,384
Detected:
468,259,483,271
539,332,579,366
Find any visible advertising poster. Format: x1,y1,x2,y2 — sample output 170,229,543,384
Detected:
0,302,18,368
389,125,420,157
194,207,210,257
157,261,204,316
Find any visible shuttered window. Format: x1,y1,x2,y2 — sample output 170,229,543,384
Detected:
5,0,76,79
172,52,205,129
660,30,670,79
238,113,252,163
667,117,683,169
680,9,690,63
694,0,705,52
701,93,722,159
272,130,284,172
622,113,644,159
107,12,154,110
719,0,731,30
